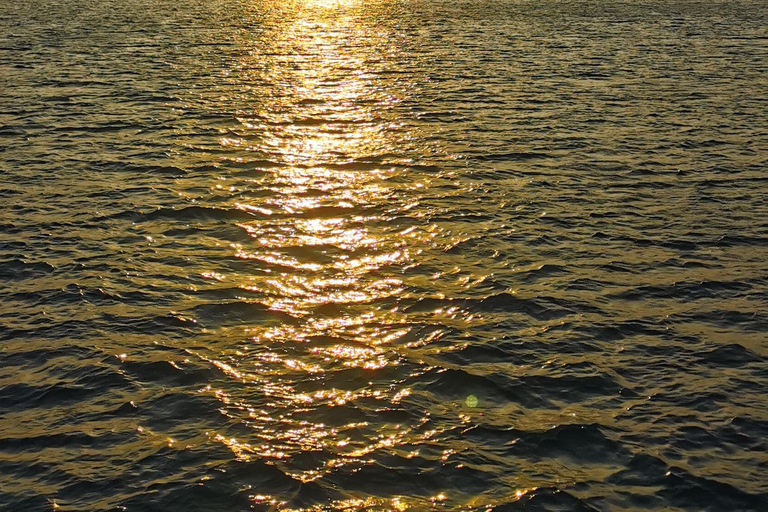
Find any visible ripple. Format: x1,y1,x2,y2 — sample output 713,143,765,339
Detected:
1,0,767,510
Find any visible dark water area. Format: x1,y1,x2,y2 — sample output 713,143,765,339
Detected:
1,0,767,510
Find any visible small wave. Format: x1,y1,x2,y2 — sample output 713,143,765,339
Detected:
100,162,189,176
514,263,569,283
118,359,220,388
190,301,297,327
610,279,753,301
474,292,595,320
658,466,767,511
607,452,669,486
698,343,763,367
0,259,54,280
672,310,768,332
493,487,601,512
143,206,262,222
475,151,549,162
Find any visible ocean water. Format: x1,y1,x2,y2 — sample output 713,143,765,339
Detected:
1,0,766,510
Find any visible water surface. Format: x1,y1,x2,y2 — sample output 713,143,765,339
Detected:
1,0,767,511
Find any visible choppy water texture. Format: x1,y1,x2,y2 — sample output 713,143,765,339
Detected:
1,0,767,510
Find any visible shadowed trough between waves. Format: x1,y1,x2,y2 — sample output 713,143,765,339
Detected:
0,0,767,511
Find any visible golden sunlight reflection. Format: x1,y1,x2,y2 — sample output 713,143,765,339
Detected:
303,0,360,9
191,5,464,492
252,496,414,512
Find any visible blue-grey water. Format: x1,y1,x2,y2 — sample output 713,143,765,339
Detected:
1,0,767,511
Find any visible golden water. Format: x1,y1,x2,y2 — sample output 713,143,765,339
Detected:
1,0,766,511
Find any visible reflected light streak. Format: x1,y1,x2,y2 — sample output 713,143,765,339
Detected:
196,3,460,503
